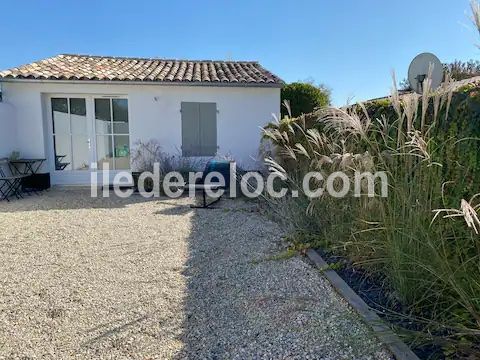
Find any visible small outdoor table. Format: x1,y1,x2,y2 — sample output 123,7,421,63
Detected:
9,158,47,195
9,158,46,175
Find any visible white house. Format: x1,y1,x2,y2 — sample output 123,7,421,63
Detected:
0,54,282,185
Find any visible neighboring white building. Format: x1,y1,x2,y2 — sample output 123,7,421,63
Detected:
0,54,282,185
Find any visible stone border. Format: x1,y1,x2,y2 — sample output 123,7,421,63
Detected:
306,249,420,360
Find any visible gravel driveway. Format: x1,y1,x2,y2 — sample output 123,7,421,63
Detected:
0,189,391,359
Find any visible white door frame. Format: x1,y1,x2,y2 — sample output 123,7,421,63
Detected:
45,94,132,186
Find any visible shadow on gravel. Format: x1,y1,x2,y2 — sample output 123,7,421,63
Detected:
173,199,269,358
154,202,193,216
0,189,163,213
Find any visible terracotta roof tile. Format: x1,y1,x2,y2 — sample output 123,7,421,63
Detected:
0,54,283,87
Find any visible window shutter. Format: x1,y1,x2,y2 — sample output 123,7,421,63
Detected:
181,102,217,157
181,102,200,157
199,103,217,156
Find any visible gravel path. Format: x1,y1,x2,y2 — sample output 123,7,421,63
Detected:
0,189,392,359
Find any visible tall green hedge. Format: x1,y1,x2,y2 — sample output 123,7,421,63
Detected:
281,82,330,118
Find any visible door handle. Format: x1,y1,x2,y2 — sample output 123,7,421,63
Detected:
87,138,91,149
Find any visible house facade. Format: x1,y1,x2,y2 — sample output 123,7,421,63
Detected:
0,54,282,185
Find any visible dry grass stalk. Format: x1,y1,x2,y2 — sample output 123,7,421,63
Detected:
390,72,406,148
471,0,480,37
402,93,420,134
404,130,431,161
433,196,480,235
420,64,434,130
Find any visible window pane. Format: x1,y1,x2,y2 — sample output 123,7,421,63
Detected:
114,136,130,170
95,99,111,134
52,98,68,113
71,114,88,134
72,136,90,170
70,98,86,116
52,98,70,135
54,135,72,171
112,99,129,134
71,99,88,135
96,135,113,170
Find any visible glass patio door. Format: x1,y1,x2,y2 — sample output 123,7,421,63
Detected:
94,98,130,171
51,97,93,173
49,96,131,185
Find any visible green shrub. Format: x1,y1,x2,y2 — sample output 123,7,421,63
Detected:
281,82,330,118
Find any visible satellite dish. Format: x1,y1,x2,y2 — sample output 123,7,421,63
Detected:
408,53,443,94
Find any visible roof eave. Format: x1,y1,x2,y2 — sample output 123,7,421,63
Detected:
0,77,284,88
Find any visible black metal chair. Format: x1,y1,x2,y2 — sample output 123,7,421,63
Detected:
189,160,234,208
55,155,70,170
0,159,28,202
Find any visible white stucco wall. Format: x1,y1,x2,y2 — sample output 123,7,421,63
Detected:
0,100,18,158
1,80,280,183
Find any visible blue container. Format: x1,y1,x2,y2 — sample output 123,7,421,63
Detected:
202,159,234,187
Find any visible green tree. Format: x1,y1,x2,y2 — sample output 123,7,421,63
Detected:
281,82,330,118
446,59,480,80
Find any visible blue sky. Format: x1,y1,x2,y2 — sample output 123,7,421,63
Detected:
1,0,478,105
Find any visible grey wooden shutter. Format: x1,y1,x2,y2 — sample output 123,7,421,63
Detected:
199,103,217,156
181,102,217,157
181,102,200,157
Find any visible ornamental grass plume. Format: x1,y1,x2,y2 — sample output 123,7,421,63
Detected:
404,130,431,161
433,195,480,235
402,93,420,134
320,105,371,139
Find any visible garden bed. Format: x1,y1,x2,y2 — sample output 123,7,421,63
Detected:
315,248,446,360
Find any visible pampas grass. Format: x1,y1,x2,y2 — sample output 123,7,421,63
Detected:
262,71,480,357
260,6,480,354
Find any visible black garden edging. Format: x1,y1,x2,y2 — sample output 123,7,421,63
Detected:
306,249,419,360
